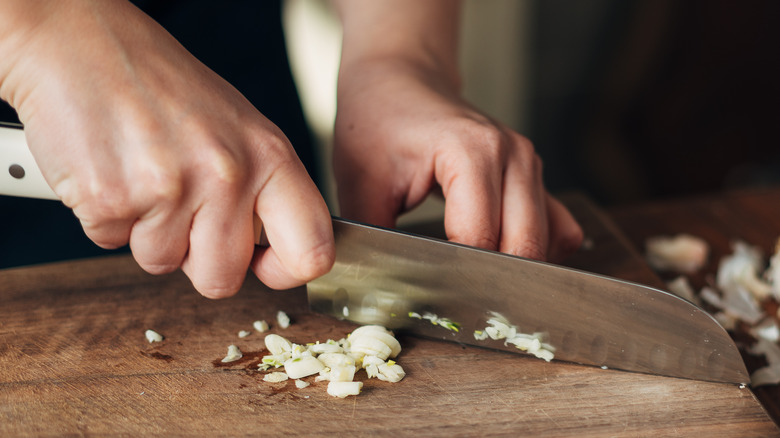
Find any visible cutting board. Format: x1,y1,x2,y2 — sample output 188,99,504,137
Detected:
0,194,776,436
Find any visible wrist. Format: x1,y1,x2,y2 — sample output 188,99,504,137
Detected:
0,0,57,108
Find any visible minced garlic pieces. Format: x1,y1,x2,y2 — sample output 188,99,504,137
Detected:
145,329,164,343
258,325,405,398
474,312,555,362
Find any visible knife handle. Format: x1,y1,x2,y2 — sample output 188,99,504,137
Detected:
0,124,268,246
0,124,58,200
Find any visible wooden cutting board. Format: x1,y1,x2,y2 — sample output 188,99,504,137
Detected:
0,194,777,436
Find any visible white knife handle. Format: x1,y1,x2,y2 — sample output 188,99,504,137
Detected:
0,124,58,200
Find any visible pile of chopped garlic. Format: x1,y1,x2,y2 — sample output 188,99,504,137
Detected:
651,237,780,387
474,312,555,362
258,325,405,398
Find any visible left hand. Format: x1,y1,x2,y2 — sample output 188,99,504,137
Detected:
333,61,583,263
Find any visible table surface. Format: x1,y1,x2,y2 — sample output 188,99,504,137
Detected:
1,191,778,436
609,186,780,426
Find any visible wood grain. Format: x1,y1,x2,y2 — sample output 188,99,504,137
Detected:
610,186,780,426
0,194,777,436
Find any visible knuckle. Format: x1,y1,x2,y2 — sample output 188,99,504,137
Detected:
144,167,184,206
202,145,246,186
77,185,135,225
292,240,336,282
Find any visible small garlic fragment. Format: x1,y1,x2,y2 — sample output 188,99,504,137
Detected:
221,344,243,363
145,329,164,343
328,365,357,382
253,320,269,333
238,330,251,338
263,372,289,383
327,381,363,398
316,352,354,368
376,362,405,383
277,310,291,329
646,234,708,274
295,379,310,389
264,334,293,355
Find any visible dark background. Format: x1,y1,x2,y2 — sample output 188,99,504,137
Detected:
1,0,779,268
529,0,780,205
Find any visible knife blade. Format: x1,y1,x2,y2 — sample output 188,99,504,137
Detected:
0,124,749,384
307,219,749,384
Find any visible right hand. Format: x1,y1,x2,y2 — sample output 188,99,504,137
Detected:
0,0,335,297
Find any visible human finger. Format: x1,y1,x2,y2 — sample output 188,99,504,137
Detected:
497,137,549,260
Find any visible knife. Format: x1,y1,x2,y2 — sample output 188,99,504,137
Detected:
0,123,749,384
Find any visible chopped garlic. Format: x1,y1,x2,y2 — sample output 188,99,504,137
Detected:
145,329,164,343
376,362,405,383
264,334,293,355
260,354,288,370
253,320,269,333
221,344,243,363
645,234,708,273
317,352,355,368
408,311,461,332
751,319,780,343
263,372,289,383
257,323,406,395
475,312,555,362
295,379,310,389
238,330,251,338
327,381,363,398
284,356,325,379
717,240,772,300
328,365,357,382
277,310,291,329
308,340,343,355
349,325,401,359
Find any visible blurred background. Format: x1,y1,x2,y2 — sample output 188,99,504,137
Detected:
284,0,780,222
1,0,778,267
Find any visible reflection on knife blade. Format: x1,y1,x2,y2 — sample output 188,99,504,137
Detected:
307,218,750,385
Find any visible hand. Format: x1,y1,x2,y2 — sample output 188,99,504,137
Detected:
333,61,583,262
0,1,334,296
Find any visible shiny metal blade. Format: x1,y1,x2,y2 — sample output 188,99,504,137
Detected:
307,218,749,384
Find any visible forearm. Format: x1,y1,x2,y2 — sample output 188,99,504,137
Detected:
331,0,462,93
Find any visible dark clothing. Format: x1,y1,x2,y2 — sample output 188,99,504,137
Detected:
0,0,316,268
